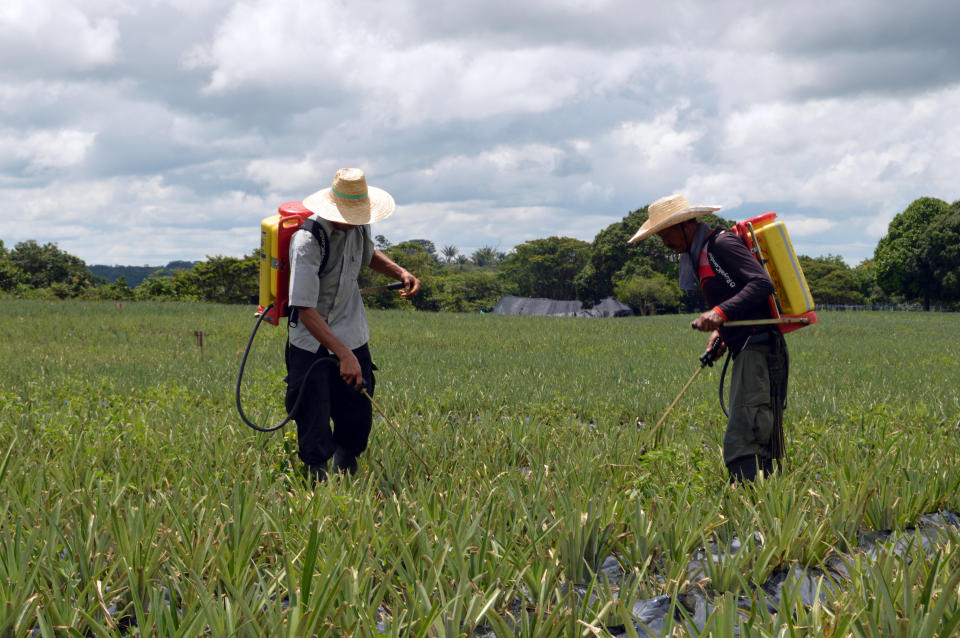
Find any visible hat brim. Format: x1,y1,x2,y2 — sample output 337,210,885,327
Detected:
627,206,721,243
302,185,396,225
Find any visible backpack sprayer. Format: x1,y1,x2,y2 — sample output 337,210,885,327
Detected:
646,212,817,448
730,211,818,333
234,203,429,473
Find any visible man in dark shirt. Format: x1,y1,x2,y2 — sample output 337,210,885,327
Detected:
629,194,789,482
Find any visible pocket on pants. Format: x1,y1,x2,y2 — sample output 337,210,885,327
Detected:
725,347,773,462
741,351,773,449
746,403,774,449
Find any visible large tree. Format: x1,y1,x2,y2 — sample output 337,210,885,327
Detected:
469,246,504,268
440,245,459,264
798,255,866,305
0,240,19,292
612,264,683,315
874,197,956,309
499,236,591,299
436,270,506,312
405,239,439,262
918,202,960,303
173,252,259,304
372,241,441,310
9,240,92,291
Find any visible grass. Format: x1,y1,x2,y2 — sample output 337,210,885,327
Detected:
1,300,959,635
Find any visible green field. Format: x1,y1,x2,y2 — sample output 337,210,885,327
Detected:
2,300,959,636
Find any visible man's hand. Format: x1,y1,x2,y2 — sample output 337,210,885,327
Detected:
399,270,420,298
692,308,725,332
369,251,420,299
339,350,364,390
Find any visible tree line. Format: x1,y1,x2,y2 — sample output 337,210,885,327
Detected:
2,196,958,312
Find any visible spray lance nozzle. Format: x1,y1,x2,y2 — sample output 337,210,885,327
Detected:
359,281,404,294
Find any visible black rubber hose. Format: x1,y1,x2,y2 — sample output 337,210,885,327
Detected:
718,350,731,418
235,304,339,433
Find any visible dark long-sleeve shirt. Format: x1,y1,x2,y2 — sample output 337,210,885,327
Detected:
699,229,776,354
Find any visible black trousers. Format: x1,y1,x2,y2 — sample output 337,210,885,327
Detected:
284,343,376,467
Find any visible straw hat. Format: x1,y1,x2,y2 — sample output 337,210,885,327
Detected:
302,168,396,225
627,194,720,243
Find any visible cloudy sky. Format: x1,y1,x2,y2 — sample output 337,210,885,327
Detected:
1,0,958,266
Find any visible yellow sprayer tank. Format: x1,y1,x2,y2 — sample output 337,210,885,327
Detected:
257,202,312,326
736,212,815,316
259,214,279,308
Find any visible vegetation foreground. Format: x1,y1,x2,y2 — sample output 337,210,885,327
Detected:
1,301,959,636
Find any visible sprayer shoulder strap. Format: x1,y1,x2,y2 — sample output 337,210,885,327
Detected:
705,229,751,274
703,227,725,255
287,219,330,330
298,218,330,277
702,229,726,273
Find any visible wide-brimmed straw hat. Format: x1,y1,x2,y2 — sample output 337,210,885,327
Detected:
627,194,720,243
302,168,395,225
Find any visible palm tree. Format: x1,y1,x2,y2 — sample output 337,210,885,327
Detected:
471,246,497,267
440,245,459,264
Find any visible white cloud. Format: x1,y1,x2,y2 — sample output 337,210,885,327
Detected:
2,0,960,266
169,114,263,153
0,80,72,113
0,0,119,70
397,143,567,201
3,129,97,169
576,181,614,203
774,215,838,238
184,0,645,127
0,175,269,263
246,156,327,194
70,226,256,266
182,1,357,93
685,86,960,234
377,199,562,254
619,102,705,171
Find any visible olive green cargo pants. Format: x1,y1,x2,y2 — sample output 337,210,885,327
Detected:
724,332,789,475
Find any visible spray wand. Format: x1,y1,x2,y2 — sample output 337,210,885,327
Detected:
645,338,723,449
690,316,810,330
646,316,809,449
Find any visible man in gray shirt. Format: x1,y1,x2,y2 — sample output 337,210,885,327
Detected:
285,168,419,483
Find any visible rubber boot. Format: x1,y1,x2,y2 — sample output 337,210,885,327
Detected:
727,455,773,484
305,461,328,486
331,447,358,476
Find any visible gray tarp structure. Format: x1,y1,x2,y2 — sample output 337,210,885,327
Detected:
583,296,635,318
492,295,633,318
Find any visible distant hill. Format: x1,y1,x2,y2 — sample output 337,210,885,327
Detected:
88,261,200,287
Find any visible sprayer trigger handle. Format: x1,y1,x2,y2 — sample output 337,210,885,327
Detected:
699,339,723,367
355,376,372,393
